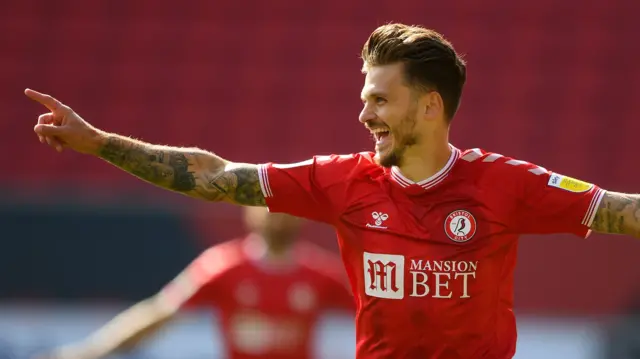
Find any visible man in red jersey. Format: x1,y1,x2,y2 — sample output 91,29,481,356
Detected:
38,207,354,359
26,22,640,359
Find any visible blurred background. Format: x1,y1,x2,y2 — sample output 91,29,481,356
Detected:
2,0,640,358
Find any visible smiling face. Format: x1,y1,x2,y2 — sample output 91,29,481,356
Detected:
359,63,424,168
358,24,468,168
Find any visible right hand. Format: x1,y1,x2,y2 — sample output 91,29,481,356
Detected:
25,89,104,154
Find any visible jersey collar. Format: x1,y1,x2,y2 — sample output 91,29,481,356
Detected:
389,144,460,191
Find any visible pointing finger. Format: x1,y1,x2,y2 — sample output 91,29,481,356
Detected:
24,89,64,112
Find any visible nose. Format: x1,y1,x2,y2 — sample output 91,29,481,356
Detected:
359,103,376,124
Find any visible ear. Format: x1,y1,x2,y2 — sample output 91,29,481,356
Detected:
421,91,444,120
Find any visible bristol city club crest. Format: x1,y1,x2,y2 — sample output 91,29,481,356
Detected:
444,210,477,243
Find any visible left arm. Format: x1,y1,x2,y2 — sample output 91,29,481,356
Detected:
591,191,640,237
476,149,640,239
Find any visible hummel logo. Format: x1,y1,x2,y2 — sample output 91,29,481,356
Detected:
367,211,389,229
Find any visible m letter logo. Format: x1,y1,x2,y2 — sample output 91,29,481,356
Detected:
363,252,405,299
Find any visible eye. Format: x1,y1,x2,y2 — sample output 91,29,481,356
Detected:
375,97,386,105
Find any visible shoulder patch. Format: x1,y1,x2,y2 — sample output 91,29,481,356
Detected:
547,173,594,193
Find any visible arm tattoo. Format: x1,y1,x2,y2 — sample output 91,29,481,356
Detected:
97,135,265,206
591,191,640,238
201,163,266,206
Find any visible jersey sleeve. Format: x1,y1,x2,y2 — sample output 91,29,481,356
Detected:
257,153,374,224
494,156,606,238
157,246,239,310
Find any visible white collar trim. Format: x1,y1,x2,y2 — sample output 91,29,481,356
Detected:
390,144,460,190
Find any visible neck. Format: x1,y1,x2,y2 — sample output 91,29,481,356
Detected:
265,242,293,262
244,233,294,268
397,130,451,183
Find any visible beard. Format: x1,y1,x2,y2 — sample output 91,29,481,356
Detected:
376,114,419,168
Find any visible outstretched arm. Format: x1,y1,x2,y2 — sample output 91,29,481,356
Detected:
38,247,224,359
24,88,265,206
96,134,265,205
591,191,640,238
38,295,176,359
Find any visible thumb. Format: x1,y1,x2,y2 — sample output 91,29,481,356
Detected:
34,124,64,136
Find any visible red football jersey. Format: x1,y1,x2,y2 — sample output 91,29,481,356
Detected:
256,145,605,359
159,236,354,359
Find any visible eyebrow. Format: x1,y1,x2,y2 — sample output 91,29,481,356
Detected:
361,91,388,101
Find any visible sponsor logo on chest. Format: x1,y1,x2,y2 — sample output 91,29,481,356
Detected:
362,209,479,300
363,252,478,300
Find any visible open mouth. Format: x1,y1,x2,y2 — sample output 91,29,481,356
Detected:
371,128,391,143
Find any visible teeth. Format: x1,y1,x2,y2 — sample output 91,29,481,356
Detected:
370,128,389,134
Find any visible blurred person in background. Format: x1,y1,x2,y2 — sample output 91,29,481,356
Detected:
37,207,354,359
25,22,640,359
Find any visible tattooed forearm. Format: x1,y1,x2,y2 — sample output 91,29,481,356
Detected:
99,136,197,191
591,191,640,237
200,163,266,206
97,134,265,206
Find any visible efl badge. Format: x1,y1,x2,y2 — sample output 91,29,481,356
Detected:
444,210,477,243
547,173,593,193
